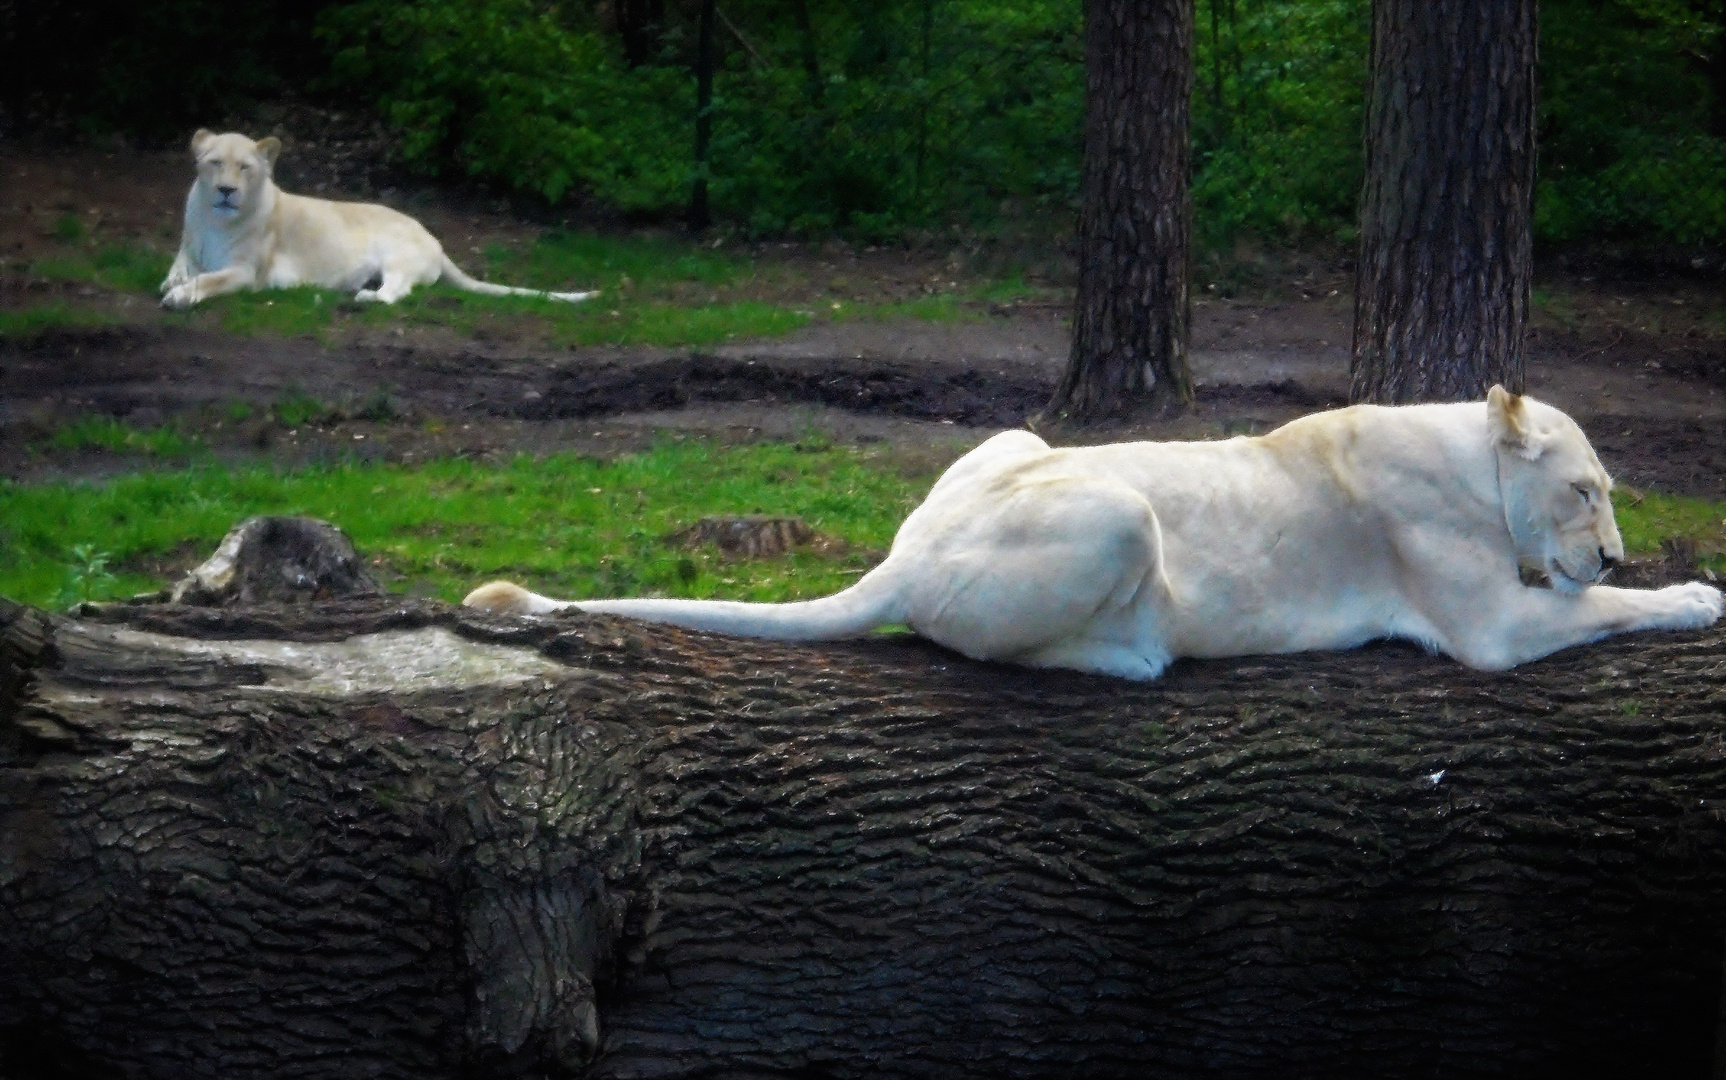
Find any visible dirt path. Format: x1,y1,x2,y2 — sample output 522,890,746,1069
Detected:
4,299,1723,499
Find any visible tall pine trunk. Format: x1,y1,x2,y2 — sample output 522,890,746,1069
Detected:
1046,0,1195,421
1350,0,1538,404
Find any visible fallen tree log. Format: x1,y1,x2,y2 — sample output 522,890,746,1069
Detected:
4,589,1726,1079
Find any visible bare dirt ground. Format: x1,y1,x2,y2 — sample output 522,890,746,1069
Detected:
3,132,1724,500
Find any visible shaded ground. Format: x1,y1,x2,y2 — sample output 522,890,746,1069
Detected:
2,136,1724,500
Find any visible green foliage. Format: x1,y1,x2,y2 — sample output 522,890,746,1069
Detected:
1191,0,1370,245
13,0,1724,248
318,0,692,208
52,544,120,610
1538,0,1726,246
0,441,941,609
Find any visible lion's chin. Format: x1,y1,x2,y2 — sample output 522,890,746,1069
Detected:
1548,563,1597,595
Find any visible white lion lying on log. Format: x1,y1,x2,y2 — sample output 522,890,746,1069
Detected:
465,388,1724,680
160,130,598,309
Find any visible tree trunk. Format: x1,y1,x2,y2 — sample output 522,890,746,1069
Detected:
1046,0,1195,421
5,592,1726,1079
1351,0,1538,405
614,0,665,68
689,0,717,233
790,0,824,107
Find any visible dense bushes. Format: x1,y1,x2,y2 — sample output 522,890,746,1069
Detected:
319,0,691,210
3,0,1721,248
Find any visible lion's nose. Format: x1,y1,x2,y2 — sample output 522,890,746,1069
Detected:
217,185,237,197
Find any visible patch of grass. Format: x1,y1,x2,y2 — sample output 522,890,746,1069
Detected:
7,230,1039,345
4,445,1719,614
272,390,337,428
30,243,171,294
0,305,126,337
380,289,813,347
1614,489,1726,571
0,440,937,610
483,230,749,295
45,416,205,458
52,214,89,244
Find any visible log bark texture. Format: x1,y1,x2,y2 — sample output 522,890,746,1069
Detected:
1350,0,1538,404
1047,0,1194,419
4,595,1726,1079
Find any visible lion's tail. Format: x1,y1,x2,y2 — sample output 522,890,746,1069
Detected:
463,563,908,641
439,255,599,304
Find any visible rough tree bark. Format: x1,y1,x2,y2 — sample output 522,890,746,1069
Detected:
1046,0,1195,421
1351,0,1538,404
5,588,1726,1079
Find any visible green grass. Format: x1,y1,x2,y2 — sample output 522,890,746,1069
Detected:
3,441,1718,615
29,243,171,294
46,416,206,458
0,440,936,610
1615,489,1726,567
0,304,127,336
5,229,1046,345
484,230,748,294
3,445,1712,614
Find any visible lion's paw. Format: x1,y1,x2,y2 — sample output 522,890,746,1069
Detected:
160,284,198,310
1652,582,1725,630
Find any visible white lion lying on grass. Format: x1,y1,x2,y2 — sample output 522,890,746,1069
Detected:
160,129,598,309
465,388,1724,680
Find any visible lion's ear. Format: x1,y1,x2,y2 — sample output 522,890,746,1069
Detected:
191,129,217,157
255,137,282,169
1487,384,1541,459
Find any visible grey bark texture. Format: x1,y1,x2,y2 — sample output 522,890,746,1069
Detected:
1048,0,1194,420
5,587,1726,1079
1351,0,1538,404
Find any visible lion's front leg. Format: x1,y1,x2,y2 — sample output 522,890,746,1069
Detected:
161,267,254,310
160,249,194,295
1449,581,1723,670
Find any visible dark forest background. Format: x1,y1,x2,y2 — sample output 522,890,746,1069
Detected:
3,0,1722,249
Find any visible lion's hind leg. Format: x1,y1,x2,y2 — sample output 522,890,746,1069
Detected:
355,270,419,304
905,473,1173,677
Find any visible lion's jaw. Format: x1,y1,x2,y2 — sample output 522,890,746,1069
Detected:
1491,389,1624,595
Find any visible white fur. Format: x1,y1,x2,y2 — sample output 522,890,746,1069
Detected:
464,388,1724,680
160,130,599,309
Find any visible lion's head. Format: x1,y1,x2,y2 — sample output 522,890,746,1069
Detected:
189,129,280,218
1488,385,1624,595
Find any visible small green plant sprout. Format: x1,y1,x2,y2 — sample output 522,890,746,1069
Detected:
54,544,119,609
